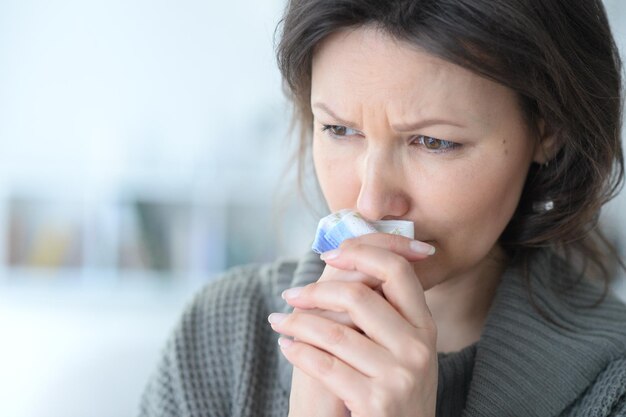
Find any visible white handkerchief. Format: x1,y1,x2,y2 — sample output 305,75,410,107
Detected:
312,209,414,254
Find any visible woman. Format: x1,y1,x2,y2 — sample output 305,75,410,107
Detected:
139,1,626,416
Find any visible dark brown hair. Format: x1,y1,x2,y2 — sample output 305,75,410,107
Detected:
275,0,625,312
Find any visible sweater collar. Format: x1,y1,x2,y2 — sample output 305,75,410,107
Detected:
462,250,626,416
275,249,626,415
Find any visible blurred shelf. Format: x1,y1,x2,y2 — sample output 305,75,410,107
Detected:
0,176,313,286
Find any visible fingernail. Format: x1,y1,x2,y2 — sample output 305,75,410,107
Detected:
320,248,341,261
410,240,436,255
268,312,288,324
281,286,303,300
278,336,293,349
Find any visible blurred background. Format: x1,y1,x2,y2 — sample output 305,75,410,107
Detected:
0,1,625,416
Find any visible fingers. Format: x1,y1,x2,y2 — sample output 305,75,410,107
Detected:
339,233,436,261
319,243,434,330
283,281,430,356
302,234,434,333
318,266,380,287
274,233,438,416
269,311,391,376
317,233,435,288
294,244,433,330
293,307,359,330
288,368,347,417
277,336,370,409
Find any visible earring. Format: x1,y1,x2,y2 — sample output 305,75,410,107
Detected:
533,199,555,213
532,160,555,213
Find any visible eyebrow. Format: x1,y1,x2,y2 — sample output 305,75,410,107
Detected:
312,102,467,132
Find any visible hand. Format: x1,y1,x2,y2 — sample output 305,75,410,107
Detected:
286,362,349,417
302,234,435,329
283,235,434,417
270,237,438,417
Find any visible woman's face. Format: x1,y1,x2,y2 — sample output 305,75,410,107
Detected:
311,26,545,289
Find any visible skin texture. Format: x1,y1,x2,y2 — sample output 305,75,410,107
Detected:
270,25,555,417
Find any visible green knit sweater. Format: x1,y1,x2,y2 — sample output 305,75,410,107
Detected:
139,249,626,417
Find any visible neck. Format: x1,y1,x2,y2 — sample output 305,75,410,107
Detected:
426,246,506,353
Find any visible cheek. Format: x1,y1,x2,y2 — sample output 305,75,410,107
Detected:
410,157,531,287
441,162,527,233
422,143,532,269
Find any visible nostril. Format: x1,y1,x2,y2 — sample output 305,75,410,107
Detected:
356,192,410,224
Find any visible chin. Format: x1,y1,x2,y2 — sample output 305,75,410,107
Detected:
410,258,447,291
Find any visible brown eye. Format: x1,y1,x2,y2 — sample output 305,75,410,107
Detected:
330,125,347,136
422,136,442,150
321,124,359,138
414,135,460,153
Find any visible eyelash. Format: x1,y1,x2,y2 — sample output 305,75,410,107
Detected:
320,124,462,153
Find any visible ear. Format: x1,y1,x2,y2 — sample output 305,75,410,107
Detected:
532,119,561,164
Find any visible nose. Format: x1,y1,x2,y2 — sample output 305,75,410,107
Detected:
355,149,411,222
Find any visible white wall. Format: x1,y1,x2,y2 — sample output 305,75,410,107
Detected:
0,1,297,417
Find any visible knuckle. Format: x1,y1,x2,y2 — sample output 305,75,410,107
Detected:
315,352,338,377
409,344,435,372
395,338,420,359
387,258,411,278
329,311,358,329
299,282,317,299
382,233,403,253
323,323,348,346
389,367,417,395
341,282,371,305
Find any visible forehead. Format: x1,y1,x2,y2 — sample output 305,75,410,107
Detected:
310,26,518,126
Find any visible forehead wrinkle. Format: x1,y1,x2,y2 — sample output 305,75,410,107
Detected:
312,27,509,134
360,66,467,129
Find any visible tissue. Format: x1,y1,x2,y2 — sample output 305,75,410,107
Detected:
312,209,414,254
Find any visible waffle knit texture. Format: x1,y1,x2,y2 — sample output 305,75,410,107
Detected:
139,249,626,417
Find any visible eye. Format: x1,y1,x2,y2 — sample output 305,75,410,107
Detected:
413,135,461,153
321,124,360,138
